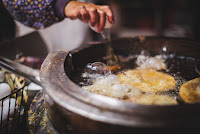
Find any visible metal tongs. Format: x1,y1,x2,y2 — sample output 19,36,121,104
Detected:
0,56,41,86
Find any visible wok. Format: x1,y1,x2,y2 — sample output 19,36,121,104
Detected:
40,37,200,134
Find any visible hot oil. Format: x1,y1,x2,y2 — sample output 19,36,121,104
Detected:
101,29,118,66
71,53,200,104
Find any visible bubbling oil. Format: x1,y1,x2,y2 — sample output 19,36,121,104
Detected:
75,52,200,104
80,62,111,86
101,29,118,66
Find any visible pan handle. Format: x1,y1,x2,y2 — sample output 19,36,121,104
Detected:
0,56,41,86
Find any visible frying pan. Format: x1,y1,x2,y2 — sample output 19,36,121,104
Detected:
40,37,200,134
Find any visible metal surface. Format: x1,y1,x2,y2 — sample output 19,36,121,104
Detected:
0,56,41,86
28,91,59,134
40,37,200,134
0,73,29,134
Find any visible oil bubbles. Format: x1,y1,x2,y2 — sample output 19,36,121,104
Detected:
136,50,150,65
140,50,150,57
136,50,167,70
80,62,111,86
84,62,111,78
160,43,176,59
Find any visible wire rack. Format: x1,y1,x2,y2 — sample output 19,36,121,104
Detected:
0,56,43,134
0,68,29,134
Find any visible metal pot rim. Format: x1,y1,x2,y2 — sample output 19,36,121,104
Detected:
40,37,200,127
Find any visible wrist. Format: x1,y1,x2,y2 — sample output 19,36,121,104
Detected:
55,0,71,19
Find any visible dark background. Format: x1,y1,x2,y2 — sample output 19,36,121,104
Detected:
0,0,15,42
1,0,200,43
86,0,200,41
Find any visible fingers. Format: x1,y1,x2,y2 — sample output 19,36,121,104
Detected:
97,10,106,32
80,6,90,23
65,1,115,29
100,6,115,24
67,2,114,32
88,8,98,27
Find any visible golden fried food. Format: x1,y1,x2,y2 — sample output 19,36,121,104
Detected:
179,77,200,103
127,94,178,105
82,75,142,99
117,69,176,93
108,65,121,71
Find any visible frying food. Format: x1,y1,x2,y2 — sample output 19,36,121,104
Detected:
136,55,167,70
127,94,178,105
117,69,176,93
179,77,200,103
82,75,142,99
80,50,200,105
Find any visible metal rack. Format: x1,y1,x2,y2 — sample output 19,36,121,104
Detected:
0,69,29,134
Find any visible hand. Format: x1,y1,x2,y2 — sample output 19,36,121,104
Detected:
65,1,115,32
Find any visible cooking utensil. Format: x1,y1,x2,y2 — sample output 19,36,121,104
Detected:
0,56,41,86
40,37,200,134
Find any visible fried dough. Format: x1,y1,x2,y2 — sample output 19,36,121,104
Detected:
82,75,142,99
127,94,178,105
179,77,200,103
117,69,176,93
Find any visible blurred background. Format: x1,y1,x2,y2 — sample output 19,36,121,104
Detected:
104,0,200,40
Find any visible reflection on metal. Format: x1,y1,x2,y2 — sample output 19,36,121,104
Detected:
0,56,41,86
40,37,200,133
28,91,59,134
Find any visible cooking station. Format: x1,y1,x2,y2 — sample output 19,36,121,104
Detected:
28,37,200,134
1,0,200,134
0,31,200,134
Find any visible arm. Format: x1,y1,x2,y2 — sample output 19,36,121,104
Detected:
2,0,66,29
2,0,114,31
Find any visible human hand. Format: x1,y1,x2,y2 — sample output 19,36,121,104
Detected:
65,1,115,32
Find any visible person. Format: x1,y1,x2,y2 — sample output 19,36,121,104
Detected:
2,0,115,33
